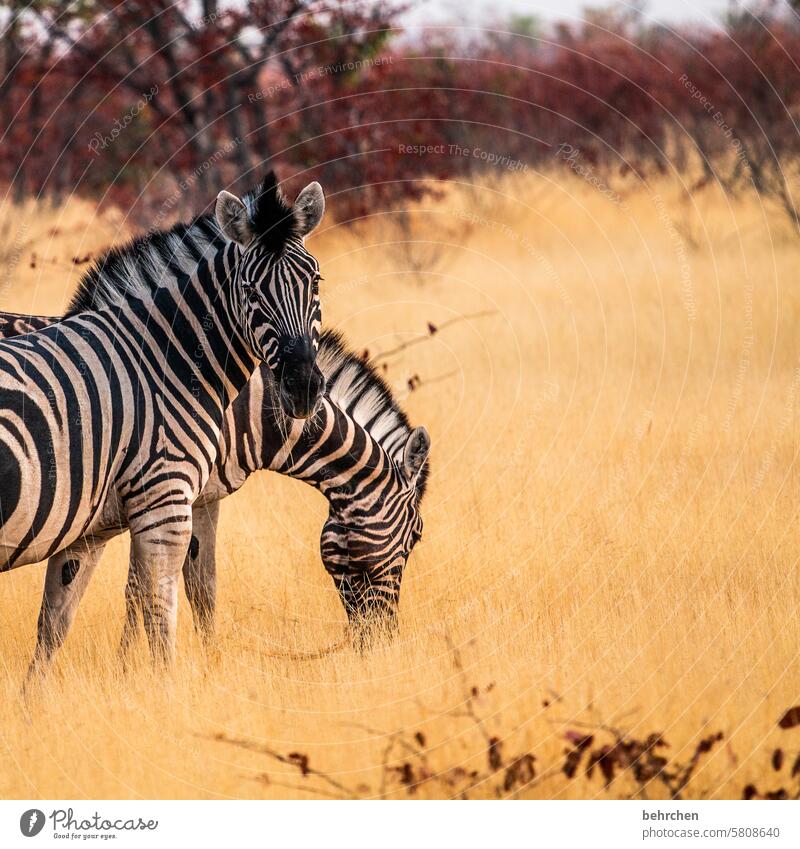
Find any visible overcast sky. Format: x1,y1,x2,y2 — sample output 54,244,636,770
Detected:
404,0,737,31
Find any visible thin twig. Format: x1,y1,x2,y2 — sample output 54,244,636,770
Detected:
206,732,356,798
373,310,498,364
215,615,349,662
262,638,349,661
444,633,492,745
250,776,350,800
418,370,459,388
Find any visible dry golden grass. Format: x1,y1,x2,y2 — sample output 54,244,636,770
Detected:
0,175,799,799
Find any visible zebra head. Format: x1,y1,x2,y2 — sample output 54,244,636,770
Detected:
216,172,325,418
321,426,430,645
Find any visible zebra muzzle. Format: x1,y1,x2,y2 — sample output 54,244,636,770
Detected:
278,339,325,418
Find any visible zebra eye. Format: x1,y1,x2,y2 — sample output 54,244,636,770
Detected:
242,284,260,305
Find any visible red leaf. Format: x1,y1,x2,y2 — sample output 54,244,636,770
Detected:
287,752,310,775
564,731,594,750
488,736,503,771
778,707,800,729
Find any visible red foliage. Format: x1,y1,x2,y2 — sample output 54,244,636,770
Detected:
1,2,799,222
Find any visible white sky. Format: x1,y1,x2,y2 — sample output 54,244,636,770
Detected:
404,0,736,31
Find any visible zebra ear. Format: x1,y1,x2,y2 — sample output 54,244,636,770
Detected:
216,190,254,247
403,426,430,481
293,182,325,237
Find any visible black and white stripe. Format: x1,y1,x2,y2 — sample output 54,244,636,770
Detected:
184,329,430,640
0,171,326,665
2,311,429,667
118,330,429,654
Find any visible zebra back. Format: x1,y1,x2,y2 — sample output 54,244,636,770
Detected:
0,173,325,579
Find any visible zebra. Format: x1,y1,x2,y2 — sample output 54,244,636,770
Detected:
0,171,326,665
5,306,429,669
120,329,430,653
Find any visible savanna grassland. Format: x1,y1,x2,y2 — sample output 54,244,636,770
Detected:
1,174,799,800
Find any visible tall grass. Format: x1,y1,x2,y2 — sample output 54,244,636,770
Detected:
1,175,799,799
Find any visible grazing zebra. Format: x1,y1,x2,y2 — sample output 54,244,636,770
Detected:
0,171,326,665
121,328,430,653
5,310,429,670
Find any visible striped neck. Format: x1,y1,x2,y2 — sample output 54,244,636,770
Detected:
66,214,224,316
269,397,395,512
210,329,427,509
67,217,257,412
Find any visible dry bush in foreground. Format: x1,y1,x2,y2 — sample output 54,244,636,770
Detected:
209,661,800,800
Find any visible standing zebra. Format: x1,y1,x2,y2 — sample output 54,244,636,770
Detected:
3,306,429,669
0,171,326,664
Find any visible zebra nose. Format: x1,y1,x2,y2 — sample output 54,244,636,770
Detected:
279,339,324,418
283,366,324,411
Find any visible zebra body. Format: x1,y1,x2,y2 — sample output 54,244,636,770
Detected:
188,330,429,632
0,256,233,570
1,312,428,669
0,172,326,665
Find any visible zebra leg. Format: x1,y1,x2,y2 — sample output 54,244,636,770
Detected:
118,547,144,667
25,539,107,684
128,518,192,666
119,502,219,663
183,501,220,644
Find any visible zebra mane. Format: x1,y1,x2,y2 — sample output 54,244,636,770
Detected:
65,172,297,317
243,171,299,254
317,330,429,501
65,213,225,317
